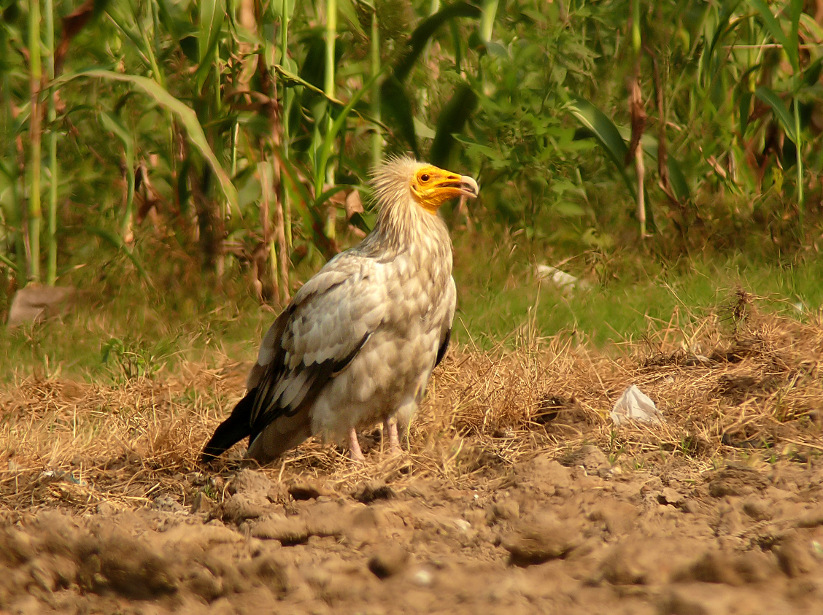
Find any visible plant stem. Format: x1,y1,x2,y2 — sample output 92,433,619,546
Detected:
1,74,26,284
370,6,382,169
323,0,337,240
480,0,498,42
793,96,803,232
281,0,292,251
44,0,57,285
28,0,43,283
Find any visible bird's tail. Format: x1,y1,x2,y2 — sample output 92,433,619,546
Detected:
201,392,255,464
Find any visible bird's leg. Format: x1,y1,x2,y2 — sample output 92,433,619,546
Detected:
383,417,402,456
348,427,366,463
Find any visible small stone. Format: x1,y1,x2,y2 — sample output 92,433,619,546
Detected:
250,515,309,545
658,488,686,507
96,501,120,516
287,482,323,501
559,445,610,475
185,567,224,601
368,545,409,579
500,514,581,567
679,551,746,586
597,541,662,585
190,491,217,515
220,494,267,523
708,465,769,497
742,498,771,521
775,536,816,577
795,512,823,529
152,495,184,513
229,469,274,496
7,285,76,328
485,500,520,525
355,481,395,504
411,568,433,586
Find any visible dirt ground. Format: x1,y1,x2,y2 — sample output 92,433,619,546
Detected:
2,299,822,614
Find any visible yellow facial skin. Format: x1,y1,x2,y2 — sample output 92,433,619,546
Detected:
410,165,479,213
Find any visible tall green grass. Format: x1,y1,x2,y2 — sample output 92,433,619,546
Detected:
3,234,822,383
452,235,823,349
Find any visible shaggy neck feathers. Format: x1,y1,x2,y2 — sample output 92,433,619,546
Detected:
366,156,452,257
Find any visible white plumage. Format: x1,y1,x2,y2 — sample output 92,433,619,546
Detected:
202,157,478,463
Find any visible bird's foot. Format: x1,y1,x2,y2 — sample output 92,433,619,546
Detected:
348,427,366,463
383,418,403,457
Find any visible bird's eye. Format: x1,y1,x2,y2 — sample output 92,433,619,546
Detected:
420,174,430,182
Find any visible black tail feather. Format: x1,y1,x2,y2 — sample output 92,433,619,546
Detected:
201,391,255,464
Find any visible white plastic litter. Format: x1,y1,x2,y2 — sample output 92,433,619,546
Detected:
610,385,663,426
536,265,589,294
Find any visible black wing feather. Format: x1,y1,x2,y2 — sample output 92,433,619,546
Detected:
247,332,371,443
434,328,451,368
201,393,255,463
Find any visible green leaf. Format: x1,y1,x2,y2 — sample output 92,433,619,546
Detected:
99,112,136,240
196,0,226,91
54,70,240,217
755,86,797,143
393,2,481,83
553,201,586,218
788,0,802,71
566,95,634,198
314,70,383,199
430,82,478,167
0,251,22,276
99,111,133,151
750,0,796,70
381,76,418,156
803,57,823,89
275,64,346,107
666,156,691,204
737,90,752,137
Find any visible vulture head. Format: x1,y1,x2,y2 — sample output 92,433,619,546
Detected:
371,157,479,216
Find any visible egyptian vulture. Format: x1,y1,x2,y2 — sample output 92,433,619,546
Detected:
202,157,478,464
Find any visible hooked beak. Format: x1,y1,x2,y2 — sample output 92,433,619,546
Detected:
457,175,479,199
433,175,479,199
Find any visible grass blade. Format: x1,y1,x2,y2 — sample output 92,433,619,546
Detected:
750,0,796,70
313,70,382,199
755,86,797,143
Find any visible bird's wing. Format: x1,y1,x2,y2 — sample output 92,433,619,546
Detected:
434,276,456,368
246,253,388,441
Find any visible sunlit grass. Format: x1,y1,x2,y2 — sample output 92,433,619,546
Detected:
453,234,823,348
2,232,823,382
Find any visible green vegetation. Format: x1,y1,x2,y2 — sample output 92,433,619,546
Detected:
453,237,823,348
2,235,822,382
1,0,822,369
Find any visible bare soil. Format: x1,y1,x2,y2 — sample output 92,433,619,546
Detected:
2,300,822,614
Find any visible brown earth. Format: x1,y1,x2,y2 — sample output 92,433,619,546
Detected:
1,298,822,614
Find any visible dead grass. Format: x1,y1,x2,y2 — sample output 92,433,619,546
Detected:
2,294,822,516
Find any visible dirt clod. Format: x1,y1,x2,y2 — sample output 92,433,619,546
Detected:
774,535,817,578
368,545,410,579
500,514,581,566
356,481,396,503
708,465,770,497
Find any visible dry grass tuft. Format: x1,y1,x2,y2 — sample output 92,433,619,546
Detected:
2,296,821,515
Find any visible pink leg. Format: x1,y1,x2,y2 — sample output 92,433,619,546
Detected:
384,418,402,455
348,427,366,463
